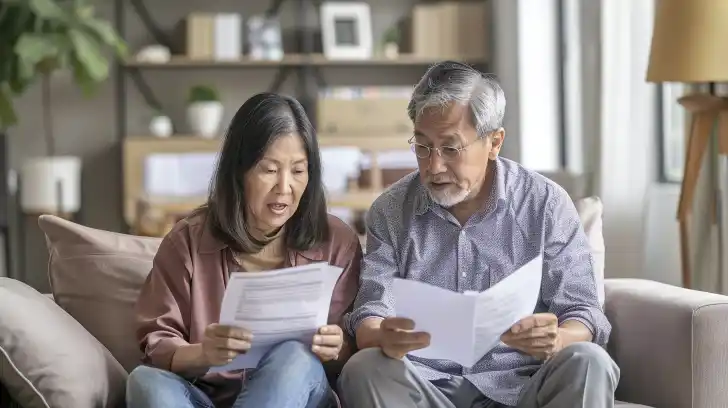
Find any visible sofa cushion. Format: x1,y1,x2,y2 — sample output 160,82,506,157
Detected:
574,196,605,306
38,215,162,373
0,278,126,408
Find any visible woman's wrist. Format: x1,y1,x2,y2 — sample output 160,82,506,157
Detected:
170,343,208,377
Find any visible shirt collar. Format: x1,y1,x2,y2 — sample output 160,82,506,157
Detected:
413,157,506,216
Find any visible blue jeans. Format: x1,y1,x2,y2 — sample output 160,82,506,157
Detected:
126,340,333,408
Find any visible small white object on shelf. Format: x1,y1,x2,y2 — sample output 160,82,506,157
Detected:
135,45,171,63
149,115,173,138
20,156,82,214
188,101,223,138
248,15,283,61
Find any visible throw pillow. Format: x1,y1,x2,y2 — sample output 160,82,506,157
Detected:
0,278,126,408
38,215,162,373
574,196,606,306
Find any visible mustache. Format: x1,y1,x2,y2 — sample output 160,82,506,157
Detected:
427,175,454,184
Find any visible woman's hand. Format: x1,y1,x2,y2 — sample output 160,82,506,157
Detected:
311,324,343,362
201,323,253,366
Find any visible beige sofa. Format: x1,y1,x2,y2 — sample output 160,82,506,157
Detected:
1,200,727,408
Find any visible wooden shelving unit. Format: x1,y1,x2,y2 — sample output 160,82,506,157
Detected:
123,133,411,236
114,0,489,236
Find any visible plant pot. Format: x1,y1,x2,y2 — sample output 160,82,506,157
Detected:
149,115,173,137
187,101,223,138
20,156,82,215
384,42,399,59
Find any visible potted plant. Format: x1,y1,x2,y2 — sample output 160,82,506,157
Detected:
0,0,127,215
382,26,400,59
187,85,223,139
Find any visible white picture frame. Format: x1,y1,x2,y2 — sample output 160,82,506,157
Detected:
320,2,373,60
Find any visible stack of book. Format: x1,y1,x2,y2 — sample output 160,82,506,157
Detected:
186,12,242,61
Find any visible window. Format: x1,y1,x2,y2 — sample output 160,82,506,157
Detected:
658,83,687,182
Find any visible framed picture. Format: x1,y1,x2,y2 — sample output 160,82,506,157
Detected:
320,2,373,60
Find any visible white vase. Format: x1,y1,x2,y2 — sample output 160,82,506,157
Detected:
149,115,173,137
20,156,82,214
187,101,223,138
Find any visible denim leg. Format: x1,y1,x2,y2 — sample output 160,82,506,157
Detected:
233,340,333,408
126,365,214,408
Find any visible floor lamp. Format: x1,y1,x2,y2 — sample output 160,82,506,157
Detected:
647,0,728,291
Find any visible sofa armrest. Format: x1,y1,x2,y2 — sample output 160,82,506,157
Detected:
604,279,728,408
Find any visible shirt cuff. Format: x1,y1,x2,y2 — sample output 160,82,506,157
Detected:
145,336,189,370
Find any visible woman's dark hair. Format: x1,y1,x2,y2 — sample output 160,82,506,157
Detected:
204,92,329,253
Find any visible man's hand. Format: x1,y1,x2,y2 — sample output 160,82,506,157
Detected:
380,317,431,360
311,325,344,362
501,313,562,360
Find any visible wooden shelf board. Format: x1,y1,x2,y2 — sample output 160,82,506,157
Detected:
124,54,488,68
125,134,411,151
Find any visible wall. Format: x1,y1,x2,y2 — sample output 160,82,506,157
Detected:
9,0,433,291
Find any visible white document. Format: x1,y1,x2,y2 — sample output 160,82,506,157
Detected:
208,263,343,373
393,255,543,367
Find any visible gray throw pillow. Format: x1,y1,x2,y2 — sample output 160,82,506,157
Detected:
0,278,126,408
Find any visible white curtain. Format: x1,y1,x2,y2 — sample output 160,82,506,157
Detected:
597,0,658,279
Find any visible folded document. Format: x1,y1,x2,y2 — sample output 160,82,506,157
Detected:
393,255,543,367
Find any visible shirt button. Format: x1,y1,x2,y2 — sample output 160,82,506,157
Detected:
462,272,467,277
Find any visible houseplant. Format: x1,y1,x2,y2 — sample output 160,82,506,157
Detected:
382,25,400,59
187,84,223,139
0,0,127,215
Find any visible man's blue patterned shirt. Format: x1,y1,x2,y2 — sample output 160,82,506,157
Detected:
344,157,610,406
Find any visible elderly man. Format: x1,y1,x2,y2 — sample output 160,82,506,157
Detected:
337,61,619,408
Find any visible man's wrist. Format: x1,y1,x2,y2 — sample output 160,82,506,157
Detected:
355,316,385,349
557,320,593,348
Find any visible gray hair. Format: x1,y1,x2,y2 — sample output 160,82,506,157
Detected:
407,61,506,138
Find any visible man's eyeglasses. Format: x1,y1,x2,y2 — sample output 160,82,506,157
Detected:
408,135,484,161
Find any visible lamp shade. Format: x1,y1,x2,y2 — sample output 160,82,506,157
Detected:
647,0,728,83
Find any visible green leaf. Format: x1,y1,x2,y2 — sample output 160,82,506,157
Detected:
0,86,18,129
70,58,96,96
27,0,69,21
68,28,108,82
15,33,63,66
83,18,128,58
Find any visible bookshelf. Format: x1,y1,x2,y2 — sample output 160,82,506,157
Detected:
114,0,490,235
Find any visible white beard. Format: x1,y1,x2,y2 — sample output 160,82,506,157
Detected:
428,185,471,208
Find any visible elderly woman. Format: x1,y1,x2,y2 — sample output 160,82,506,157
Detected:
125,93,362,408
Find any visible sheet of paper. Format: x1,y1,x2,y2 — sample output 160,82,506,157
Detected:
392,254,543,367
392,278,477,365
208,263,343,373
471,255,543,362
